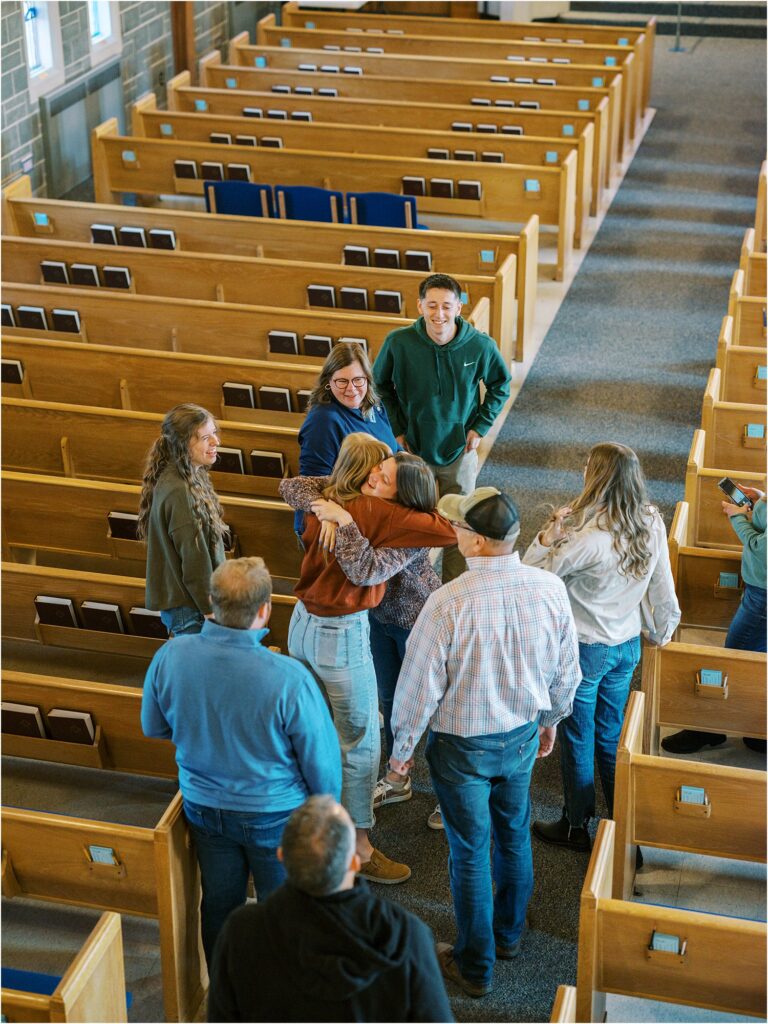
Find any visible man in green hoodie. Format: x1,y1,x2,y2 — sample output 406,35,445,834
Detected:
373,273,511,581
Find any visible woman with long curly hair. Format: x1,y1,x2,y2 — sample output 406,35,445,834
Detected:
137,404,228,637
523,442,680,851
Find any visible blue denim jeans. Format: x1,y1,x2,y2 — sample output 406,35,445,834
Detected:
368,614,411,758
288,601,379,829
426,721,539,987
160,605,204,637
725,583,767,653
182,799,290,966
559,636,641,826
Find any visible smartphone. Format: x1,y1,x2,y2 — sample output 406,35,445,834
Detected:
718,477,752,508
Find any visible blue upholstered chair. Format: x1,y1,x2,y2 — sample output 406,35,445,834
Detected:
347,191,427,230
274,184,346,223
204,180,274,217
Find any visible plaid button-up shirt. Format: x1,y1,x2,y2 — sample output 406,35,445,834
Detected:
391,553,581,764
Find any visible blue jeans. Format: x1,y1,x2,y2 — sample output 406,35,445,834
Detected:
725,583,767,653
426,721,539,987
559,636,641,826
182,799,290,966
288,601,379,829
160,605,204,637
368,614,411,758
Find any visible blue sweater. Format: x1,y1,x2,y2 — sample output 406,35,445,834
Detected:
141,620,341,812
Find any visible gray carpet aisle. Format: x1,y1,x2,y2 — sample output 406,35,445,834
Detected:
373,32,767,1024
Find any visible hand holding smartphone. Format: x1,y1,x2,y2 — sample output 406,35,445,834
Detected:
718,477,753,509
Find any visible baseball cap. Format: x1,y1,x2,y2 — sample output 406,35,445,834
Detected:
437,486,520,542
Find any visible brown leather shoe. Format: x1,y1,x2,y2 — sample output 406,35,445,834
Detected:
358,848,411,885
436,943,492,998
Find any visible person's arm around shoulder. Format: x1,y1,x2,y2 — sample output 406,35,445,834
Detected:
279,475,331,511
644,510,681,646
407,917,455,1022
141,650,172,740
384,504,457,549
333,520,418,585
283,659,342,798
373,337,407,438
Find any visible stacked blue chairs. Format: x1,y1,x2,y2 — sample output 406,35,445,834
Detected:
347,191,427,230
204,180,274,217
274,185,345,223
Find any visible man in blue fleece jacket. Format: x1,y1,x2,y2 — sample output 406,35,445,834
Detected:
141,556,341,966
373,273,511,581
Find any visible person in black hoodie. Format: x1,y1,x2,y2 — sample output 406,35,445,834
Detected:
207,796,454,1023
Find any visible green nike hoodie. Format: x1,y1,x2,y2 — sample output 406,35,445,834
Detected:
373,316,511,466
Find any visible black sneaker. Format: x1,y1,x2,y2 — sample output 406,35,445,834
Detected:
661,730,726,754
743,737,767,753
532,814,591,852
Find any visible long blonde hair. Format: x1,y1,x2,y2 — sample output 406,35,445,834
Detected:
322,433,391,503
137,404,227,545
560,442,653,579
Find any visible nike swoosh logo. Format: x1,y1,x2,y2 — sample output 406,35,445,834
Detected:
464,361,475,367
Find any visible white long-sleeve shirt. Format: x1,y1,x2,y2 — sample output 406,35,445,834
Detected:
522,508,680,647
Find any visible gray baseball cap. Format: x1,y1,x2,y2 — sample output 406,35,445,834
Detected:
438,487,520,542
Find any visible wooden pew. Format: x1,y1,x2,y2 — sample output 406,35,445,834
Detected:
668,502,744,640
1,472,303,582
755,159,767,252
2,562,296,655
715,314,767,405
137,86,589,253
577,817,766,1021
2,669,176,778
613,691,766,902
741,227,767,297
251,17,632,164
2,280,419,369
166,71,605,218
277,0,656,120
1,912,128,1023
700,368,766,474
549,984,577,1023
641,642,767,757
683,429,766,550
91,117,577,282
729,268,766,347
2,783,204,1023
2,396,301,500
2,233,516,364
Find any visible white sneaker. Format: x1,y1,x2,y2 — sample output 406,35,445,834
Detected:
373,775,412,809
427,804,444,830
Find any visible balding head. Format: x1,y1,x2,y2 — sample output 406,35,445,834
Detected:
209,557,272,629
279,796,356,896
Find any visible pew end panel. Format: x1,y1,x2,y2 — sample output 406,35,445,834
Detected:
1,174,32,235
550,984,576,1023
575,818,614,1024
517,215,539,362
613,690,643,901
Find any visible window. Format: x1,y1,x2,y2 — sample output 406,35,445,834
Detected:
87,0,122,66
22,2,65,100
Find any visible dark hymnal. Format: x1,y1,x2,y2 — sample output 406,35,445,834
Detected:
52,308,81,333
405,250,432,272
129,606,167,639
297,62,317,71
296,389,312,413
2,359,24,385
477,124,498,134
291,111,313,121
227,164,252,182
91,223,118,245
513,76,533,85
260,136,284,149
34,595,78,627
323,44,340,51
490,75,510,83
470,97,491,106
451,122,472,132
118,226,147,248
427,147,449,160
223,528,238,554
47,708,95,744
41,260,69,284
222,382,256,409
210,132,232,145
266,109,288,120
318,88,338,97
303,334,333,358
374,291,402,315
242,107,263,118
502,125,524,136
271,83,292,93
107,511,140,541
250,449,285,477
552,57,571,64
174,160,198,180
214,447,246,474
103,266,131,290
71,263,100,287
200,162,225,181
340,287,368,311
2,303,16,327
294,86,315,96
80,601,125,634
402,176,426,197
495,99,515,108
307,284,336,308
342,65,362,75
458,180,482,201
343,245,370,267
529,56,548,63
537,78,556,87
373,248,400,270
235,134,257,147
482,152,504,163
268,330,299,356
1,701,45,738
320,64,339,73
149,228,176,250
519,101,540,110
17,305,48,330
430,178,454,199
455,150,477,162
259,386,292,412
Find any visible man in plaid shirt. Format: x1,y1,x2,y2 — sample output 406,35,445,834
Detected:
389,487,581,999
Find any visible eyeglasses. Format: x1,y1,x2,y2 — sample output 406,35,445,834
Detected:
328,376,368,391
449,519,478,534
